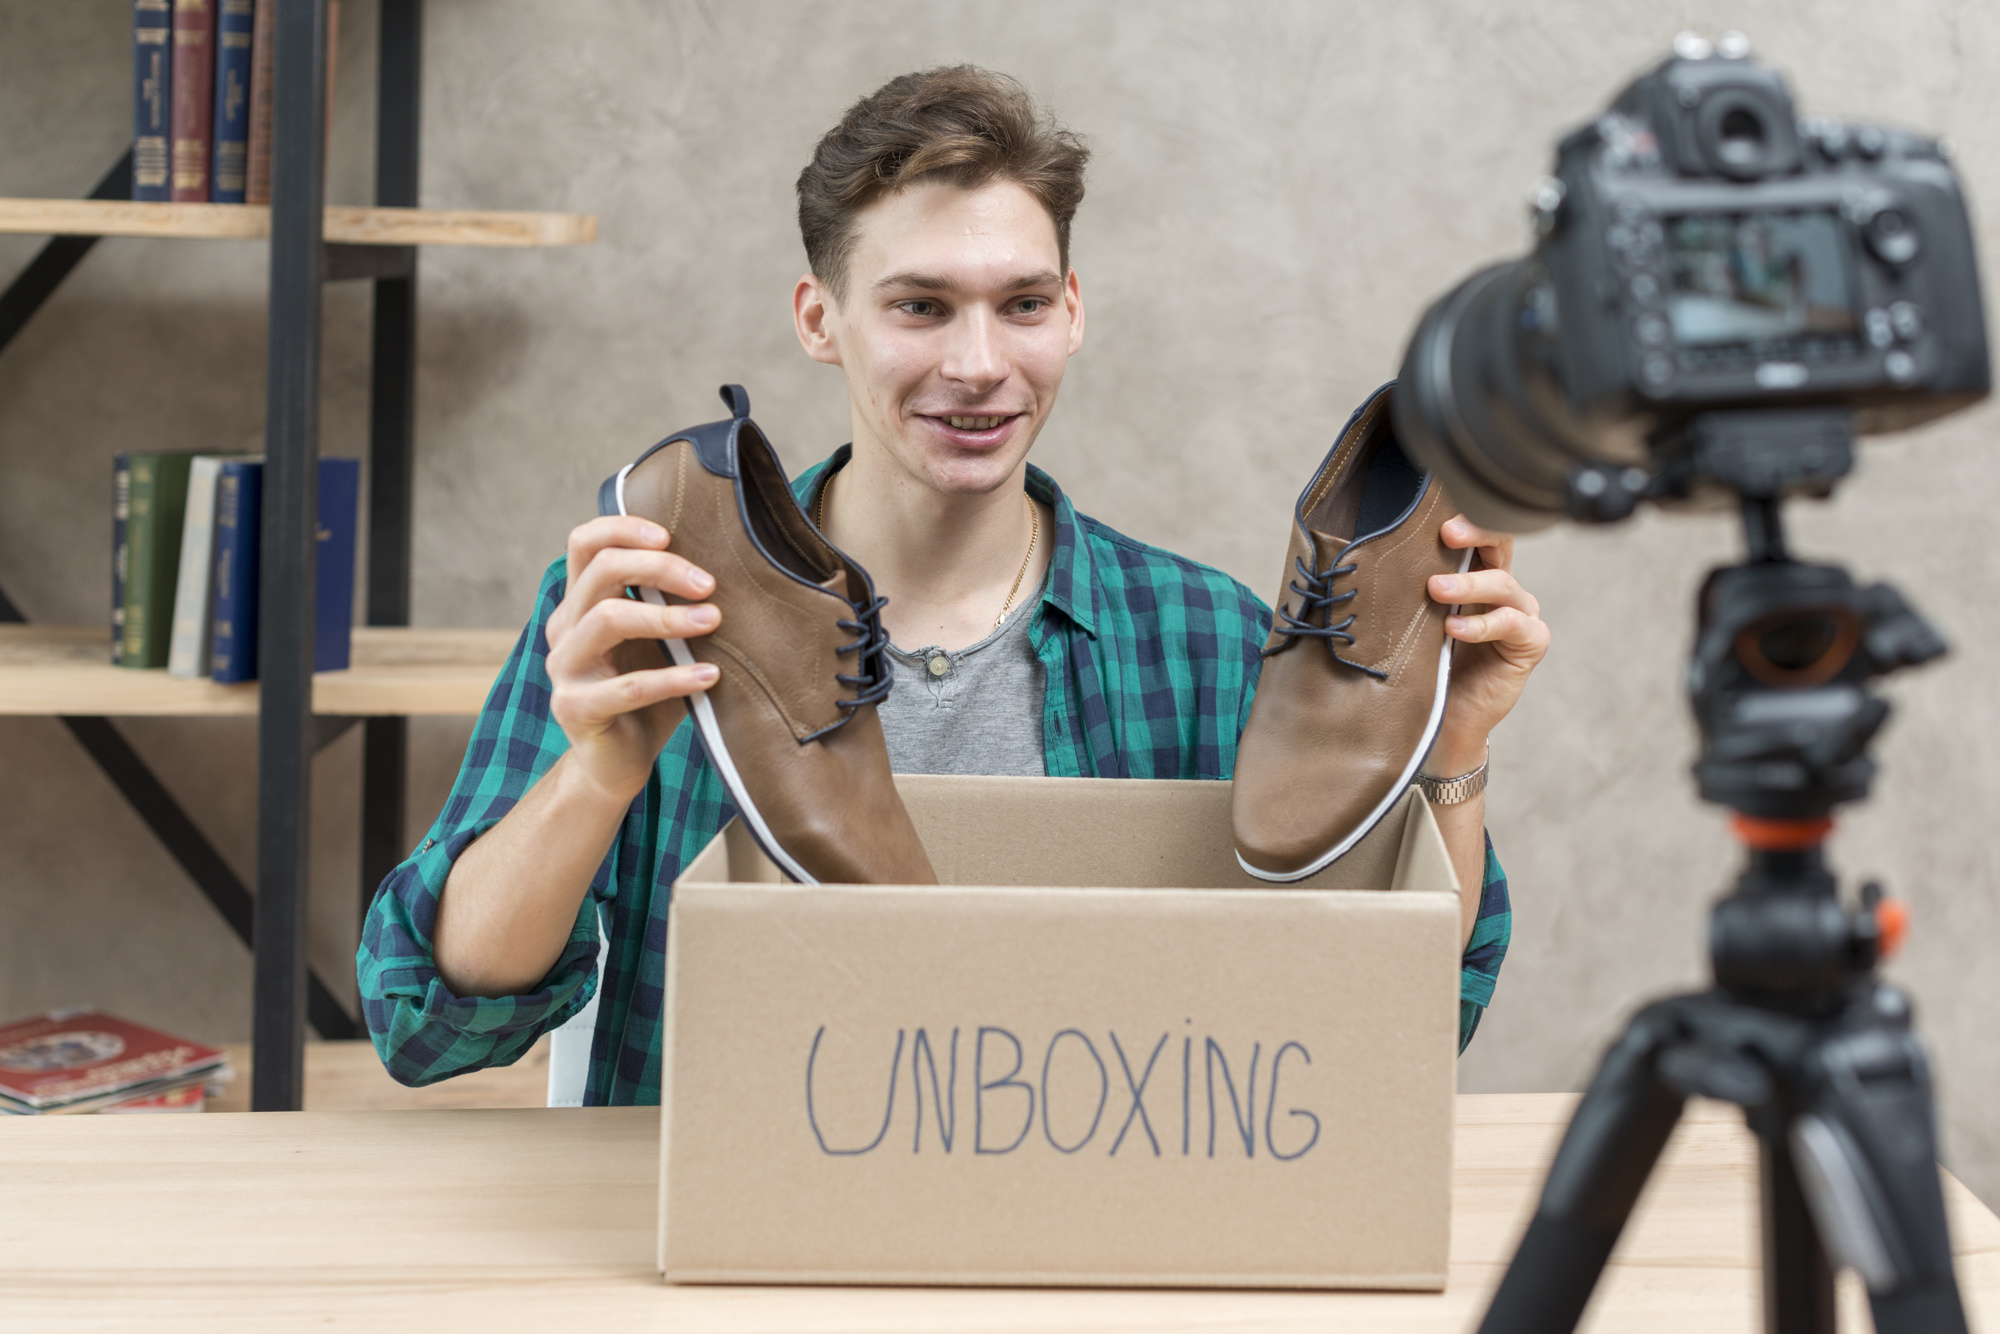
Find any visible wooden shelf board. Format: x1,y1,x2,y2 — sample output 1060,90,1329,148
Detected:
0,625,515,717
0,199,596,247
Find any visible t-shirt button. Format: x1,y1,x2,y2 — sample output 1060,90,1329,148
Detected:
927,653,950,678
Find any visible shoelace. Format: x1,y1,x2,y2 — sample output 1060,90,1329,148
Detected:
833,593,895,712
1264,554,1389,680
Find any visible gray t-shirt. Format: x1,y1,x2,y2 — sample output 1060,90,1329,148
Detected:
878,591,1047,777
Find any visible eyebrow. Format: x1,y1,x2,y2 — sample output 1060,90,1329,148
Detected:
870,268,1064,296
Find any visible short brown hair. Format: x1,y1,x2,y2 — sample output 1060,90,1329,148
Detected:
797,66,1089,303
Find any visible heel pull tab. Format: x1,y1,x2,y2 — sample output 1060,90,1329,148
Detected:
719,384,751,419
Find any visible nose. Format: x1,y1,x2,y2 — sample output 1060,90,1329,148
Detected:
939,304,1008,396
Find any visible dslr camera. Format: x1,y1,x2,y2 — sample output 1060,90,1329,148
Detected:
1439,43,1992,1334
1394,34,1990,532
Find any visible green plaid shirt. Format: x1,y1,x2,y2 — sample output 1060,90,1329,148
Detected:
358,452,1512,1103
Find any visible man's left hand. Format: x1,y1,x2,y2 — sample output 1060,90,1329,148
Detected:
1424,515,1551,776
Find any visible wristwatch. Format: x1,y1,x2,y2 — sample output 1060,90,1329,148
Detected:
1416,750,1489,805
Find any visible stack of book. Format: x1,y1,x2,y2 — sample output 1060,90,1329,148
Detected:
112,452,359,679
131,0,339,204
0,1009,233,1115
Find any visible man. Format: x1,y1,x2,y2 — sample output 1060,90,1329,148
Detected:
359,67,1549,1102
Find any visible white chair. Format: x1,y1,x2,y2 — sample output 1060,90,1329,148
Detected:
545,918,607,1107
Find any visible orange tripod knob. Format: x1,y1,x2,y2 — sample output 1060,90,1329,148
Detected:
1874,896,1909,960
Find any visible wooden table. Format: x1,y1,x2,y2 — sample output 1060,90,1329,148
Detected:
4,1094,1997,1332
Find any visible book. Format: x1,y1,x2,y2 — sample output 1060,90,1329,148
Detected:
100,1082,209,1114
244,0,338,205
208,458,260,682
169,0,217,203
243,0,273,204
209,457,359,682
132,0,174,201
119,452,196,669
167,455,245,678
111,454,130,664
209,0,255,203
317,455,360,672
0,1009,229,1116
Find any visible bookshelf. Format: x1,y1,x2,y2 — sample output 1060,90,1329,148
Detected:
0,0,589,1110
0,199,597,247
0,626,514,716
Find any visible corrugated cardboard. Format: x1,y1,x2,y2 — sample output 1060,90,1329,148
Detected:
659,774,1462,1289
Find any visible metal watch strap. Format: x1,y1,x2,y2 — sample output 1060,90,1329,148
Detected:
1417,752,1489,805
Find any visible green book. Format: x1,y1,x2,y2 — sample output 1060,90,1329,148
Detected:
119,452,197,668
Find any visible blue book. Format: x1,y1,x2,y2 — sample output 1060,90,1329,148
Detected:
209,0,254,203
209,458,360,682
208,459,261,682
132,0,173,201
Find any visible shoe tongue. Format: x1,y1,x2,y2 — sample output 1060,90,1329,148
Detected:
818,568,856,606
1309,530,1352,566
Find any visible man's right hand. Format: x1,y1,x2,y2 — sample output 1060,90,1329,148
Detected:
545,515,723,803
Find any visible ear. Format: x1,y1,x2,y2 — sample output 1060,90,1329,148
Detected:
794,273,843,367
1064,266,1086,357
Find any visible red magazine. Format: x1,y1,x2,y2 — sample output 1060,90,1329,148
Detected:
0,1009,226,1113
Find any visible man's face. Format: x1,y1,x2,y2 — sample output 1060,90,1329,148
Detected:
795,179,1085,497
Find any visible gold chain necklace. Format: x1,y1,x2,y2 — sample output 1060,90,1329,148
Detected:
995,494,1039,628
816,475,1037,629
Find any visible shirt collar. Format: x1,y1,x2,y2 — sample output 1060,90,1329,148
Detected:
793,446,1098,640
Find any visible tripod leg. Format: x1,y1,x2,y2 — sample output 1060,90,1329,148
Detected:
1760,1129,1837,1334
1791,1022,1968,1334
1478,1005,1688,1334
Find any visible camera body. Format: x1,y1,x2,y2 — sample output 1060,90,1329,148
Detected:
1396,47,1991,531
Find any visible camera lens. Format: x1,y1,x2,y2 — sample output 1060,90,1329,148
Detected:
1395,261,1632,531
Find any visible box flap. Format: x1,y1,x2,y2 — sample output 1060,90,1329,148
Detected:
684,774,1458,897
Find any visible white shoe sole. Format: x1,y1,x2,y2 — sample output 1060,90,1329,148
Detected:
614,462,819,886
1237,546,1474,884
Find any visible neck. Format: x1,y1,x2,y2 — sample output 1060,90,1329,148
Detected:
819,442,1049,653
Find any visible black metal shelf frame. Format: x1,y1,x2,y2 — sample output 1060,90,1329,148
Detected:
0,0,427,1110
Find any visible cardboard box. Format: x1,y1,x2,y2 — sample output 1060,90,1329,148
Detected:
659,774,1462,1289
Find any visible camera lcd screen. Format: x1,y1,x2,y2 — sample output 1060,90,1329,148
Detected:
1663,212,1859,349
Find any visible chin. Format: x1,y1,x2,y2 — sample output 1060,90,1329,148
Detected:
916,448,1030,497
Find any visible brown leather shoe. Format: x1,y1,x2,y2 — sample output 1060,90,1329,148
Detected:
600,385,937,886
1233,382,1471,882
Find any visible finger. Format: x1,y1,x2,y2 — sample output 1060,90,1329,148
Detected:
1440,515,1514,571
1446,605,1551,659
1429,568,1540,618
548,596,721,677
552,662,720,731
567,514,668,588
567,543,716,614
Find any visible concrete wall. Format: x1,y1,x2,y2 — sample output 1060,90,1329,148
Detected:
4,0,1997,1202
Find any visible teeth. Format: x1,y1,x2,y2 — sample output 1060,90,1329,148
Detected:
947,415,1005,430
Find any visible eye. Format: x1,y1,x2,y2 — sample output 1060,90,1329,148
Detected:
1013,297,1049,315
897,299,943,318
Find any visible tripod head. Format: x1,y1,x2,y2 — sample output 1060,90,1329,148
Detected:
1659,407,1946,1004
1680,409,1947,821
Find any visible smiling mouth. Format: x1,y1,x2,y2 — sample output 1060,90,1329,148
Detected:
931,413,1019,431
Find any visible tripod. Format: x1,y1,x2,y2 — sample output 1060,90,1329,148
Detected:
1481,420,1970,1334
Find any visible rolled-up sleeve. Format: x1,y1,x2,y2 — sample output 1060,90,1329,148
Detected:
356,560,609,1087
1457,832,1512,1052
